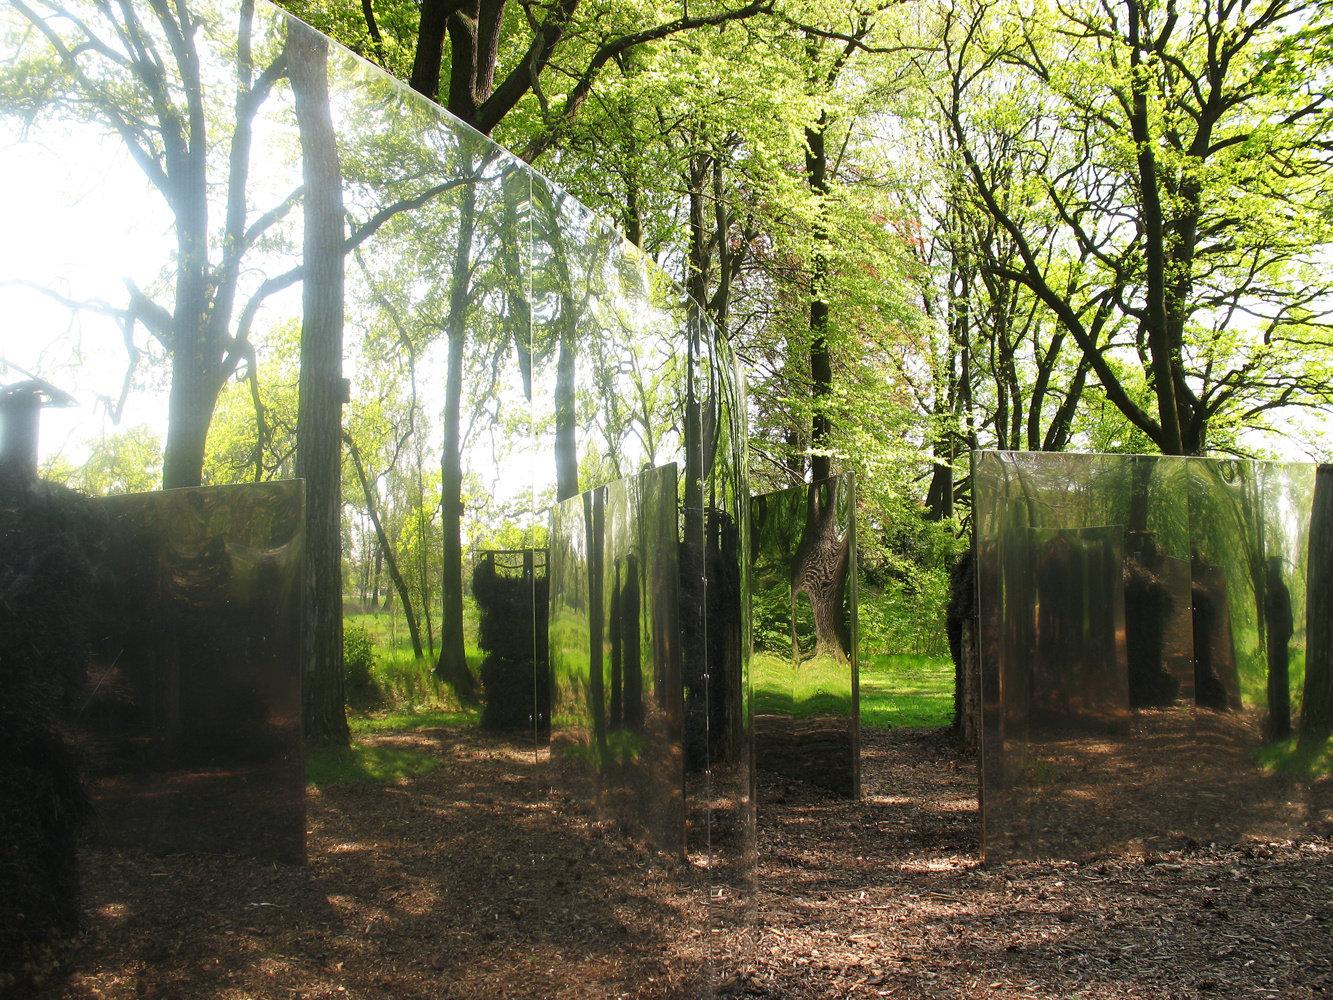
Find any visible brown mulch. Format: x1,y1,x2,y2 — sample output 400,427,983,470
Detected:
7,726,1333,999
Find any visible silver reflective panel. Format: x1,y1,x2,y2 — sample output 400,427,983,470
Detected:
549,464,684,854
975,451,1323,862
751,473,859,798
82,483,306,862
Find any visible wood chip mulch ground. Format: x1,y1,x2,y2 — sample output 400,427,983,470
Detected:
7,725,1333,999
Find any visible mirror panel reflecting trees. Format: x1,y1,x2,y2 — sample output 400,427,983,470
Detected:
1,0,752,989
975,451,1326,862
751,473,859,798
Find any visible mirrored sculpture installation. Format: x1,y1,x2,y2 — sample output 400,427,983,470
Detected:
1,0,754,987
751,474,860,797
974,451,1331,862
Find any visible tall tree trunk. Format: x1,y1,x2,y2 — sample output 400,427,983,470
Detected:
542,192,580,504
806,119,832,484
1300,464,1333,753
290,24,349,747
436,168,480,702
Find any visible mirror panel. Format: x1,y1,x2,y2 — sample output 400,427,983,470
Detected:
975,451,1322,862
81,483,305,861
751,473,859,798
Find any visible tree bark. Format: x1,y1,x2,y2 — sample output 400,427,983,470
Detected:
806,119,832,485
289,23,349,747
1300,464,1333,753
436,167,481,703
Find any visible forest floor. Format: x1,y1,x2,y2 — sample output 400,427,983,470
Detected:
9,725,1333,1000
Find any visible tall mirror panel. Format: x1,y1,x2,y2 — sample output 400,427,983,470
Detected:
83,483,306,861
751,473,859,797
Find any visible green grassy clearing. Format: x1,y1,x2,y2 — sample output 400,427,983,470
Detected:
859,652,953,729
344,611,483,712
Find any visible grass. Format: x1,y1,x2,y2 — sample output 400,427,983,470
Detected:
752,649,956,730
349,708,478,733
859,652,954,729
1255,732,1333,779
306,740,440,786
344,610,483,712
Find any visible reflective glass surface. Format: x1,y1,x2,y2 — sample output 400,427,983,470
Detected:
549,464,684,853
975,451,1318,861
2,0,752,988
751,474,859,797
81,483,305,862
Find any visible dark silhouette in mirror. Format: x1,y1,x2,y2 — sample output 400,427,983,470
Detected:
975,452,1320,862
79,484,305,863
549,466,685,855
475,550,550,732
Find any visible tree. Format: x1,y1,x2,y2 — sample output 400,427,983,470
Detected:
290,20,351,746
928,0,1333,457
4,0,302,488
1300,464,1333,753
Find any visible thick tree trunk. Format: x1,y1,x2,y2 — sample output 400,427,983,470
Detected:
436,169,480,703
1300,465,1333,753
806,120,832,484
290,24,349,747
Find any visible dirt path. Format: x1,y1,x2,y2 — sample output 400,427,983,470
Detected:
9,726,1332,999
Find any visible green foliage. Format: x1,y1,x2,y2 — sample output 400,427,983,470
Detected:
342,613,483,711
343,622,379,707
43,424,163,495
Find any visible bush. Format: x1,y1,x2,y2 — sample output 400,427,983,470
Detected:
343,623,380,708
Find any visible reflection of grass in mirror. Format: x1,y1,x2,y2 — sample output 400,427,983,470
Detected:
558,730,646,766
752,651,791,715
548,608,590,683
793,653,854,717
1255,733,1333,779
1232,634,1307,716
306,741,440,786
861,653,953,730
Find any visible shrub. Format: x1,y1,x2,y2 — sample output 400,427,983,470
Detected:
343,623,380,707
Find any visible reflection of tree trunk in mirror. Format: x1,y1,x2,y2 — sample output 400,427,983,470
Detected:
790,477,851,663
549,222,580,504
1191,554,1232,712
1124,532,1179,708
290,24,349,746
588,489,606,744
1127,455,1155,533
435,165,480,703
1265,556,1294,740
500,180,533,400
610,562,623,730
623,553,643,731
1300,465,1333,753
343,430,425,660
